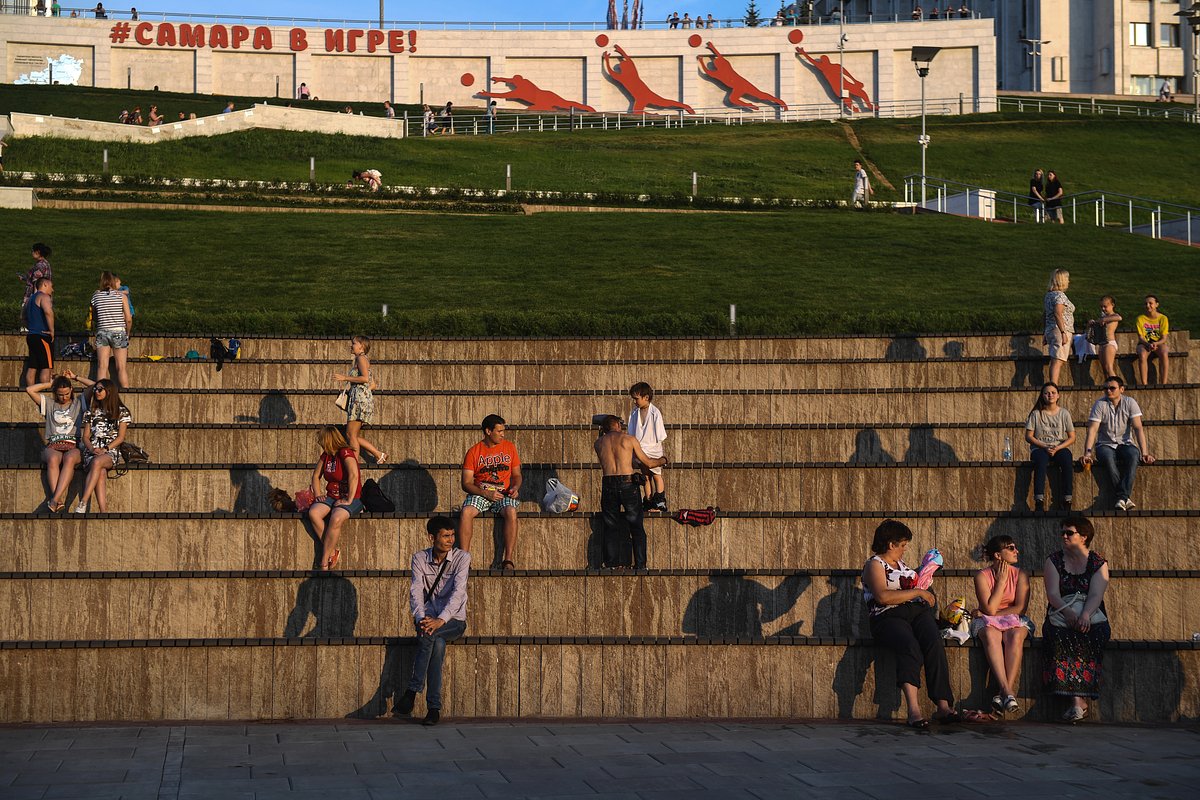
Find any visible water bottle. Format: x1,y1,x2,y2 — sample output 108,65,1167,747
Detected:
1002,436,1012,462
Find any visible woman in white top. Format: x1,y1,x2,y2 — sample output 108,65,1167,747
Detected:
1043,269,1075,385
90,271,133,387
1024,382,1076,511
861,519,957,728
25,370,95,512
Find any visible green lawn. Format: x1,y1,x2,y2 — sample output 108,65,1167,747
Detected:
3,207,1195,336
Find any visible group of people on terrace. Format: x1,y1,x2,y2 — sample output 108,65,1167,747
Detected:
911,4,972,20
866,517,1109,726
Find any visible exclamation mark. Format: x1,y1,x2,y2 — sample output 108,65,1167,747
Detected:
408,30,416,53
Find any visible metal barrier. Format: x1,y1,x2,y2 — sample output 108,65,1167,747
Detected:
903,174,1200,247
997,96,1200,125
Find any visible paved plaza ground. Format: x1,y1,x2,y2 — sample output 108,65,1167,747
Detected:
0,718,1197,799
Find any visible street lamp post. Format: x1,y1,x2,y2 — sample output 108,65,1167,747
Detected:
838,1,846,118
911,46,941,208
1019,38,1050,93
1177,2,1200,118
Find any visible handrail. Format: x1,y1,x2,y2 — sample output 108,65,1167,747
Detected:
7,6,987,29
997,96,1199,124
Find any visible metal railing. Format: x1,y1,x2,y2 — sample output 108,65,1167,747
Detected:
403,96,990,137
903,174,1200,247
997,95,1200,124
5,6,985,29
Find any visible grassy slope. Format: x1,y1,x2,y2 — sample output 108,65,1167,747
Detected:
2,207,1195,335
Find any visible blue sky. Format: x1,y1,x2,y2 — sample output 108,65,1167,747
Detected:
131,1,767,25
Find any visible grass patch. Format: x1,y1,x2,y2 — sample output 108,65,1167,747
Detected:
2,207,1195,336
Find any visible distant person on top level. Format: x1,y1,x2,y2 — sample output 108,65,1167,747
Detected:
298,82,310,100
1028,168,1045,221
350,169,382,191
147,105,163,125
959,3,971,18
383,100,395,119
130,7,138,20
222,101,234,113
93,3,107,19
1044,169,1065,224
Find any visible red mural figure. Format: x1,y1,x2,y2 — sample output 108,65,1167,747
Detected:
476,75,595,113
696,42,788,111
603,44,695,114
796,47,876,113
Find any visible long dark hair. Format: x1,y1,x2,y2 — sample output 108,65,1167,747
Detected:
91,379,128,422
1032,381,1061,413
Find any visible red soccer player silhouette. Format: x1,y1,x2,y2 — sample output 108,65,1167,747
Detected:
603,44,695,114
796,47,876,113
476,75,595,113
696,41,788,111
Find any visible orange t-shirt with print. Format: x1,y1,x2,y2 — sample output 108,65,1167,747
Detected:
463,440,520,491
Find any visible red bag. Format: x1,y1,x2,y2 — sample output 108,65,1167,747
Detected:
673,507,717,526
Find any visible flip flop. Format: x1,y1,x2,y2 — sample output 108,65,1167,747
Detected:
905,718,930,730
377,453,388,465
326,549,340,570
500,560,515,571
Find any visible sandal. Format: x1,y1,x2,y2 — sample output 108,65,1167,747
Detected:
376,452,388,465
326,549,341,570
991,695,1004,713
47,500,65,513
905,718,930,730
1062,705,1088,723
959,709,996,723
1003,695,1020,714
933,711,962,724
500,560,515,571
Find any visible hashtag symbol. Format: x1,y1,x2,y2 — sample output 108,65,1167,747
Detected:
109,22,132,43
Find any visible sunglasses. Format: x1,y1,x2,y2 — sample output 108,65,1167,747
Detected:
1061,529,1080,537
1103,386,1120,392
1002,544,1019,551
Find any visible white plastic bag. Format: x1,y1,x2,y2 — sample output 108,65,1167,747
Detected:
541,478,580,513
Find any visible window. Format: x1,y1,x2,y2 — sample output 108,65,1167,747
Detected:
1051,56,1067,81
1129,75,1155,95
1160,24,1181,48
1129,23,1150,47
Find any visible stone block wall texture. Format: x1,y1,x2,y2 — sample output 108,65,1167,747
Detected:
0,16,996,110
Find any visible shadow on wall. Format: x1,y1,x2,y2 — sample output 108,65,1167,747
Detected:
1010,334,1045,388
235,390,297,425
812,574,903,720
516,464,560,506
885,336,927,361
378,459,438,512
903,425,958,464
282,575,359,638
943,341,965,360
229,467,275,513
681,573,811,638
848,428,896,465
347,639,416,720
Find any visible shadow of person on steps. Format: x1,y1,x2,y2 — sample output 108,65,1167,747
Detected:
903,425,958,464
227,467,274,513
235,390,297,425
814,576,902,720
681,573,811,638
346,639,416,719
848,428,896,465
378,459,438,512
885,336,927,361
1010,334,1045,388
283,575,359,638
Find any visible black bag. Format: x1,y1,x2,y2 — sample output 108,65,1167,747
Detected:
361,478,395,513
1086,320,1108,346
109,442,150,478
210,337,230,371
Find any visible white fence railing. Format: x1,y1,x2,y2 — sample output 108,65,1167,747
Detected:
997,96,1199,124
904,174,1200,247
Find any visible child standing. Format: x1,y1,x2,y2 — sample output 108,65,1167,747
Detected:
1088,296,1122,379
629,382,668,512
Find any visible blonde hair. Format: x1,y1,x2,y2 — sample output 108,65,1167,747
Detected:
352,334,371,355
99,271,121,291
318,425,348,455
1047,269,1070,292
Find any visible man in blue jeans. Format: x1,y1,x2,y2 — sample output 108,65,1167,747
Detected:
397,516,470,725
1081,376,1155,510
594,415,668,570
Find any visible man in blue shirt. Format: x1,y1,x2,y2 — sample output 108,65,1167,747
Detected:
396,516,470,725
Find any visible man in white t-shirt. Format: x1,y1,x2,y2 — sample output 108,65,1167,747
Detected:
1081,376,1154,510
852,160,871,209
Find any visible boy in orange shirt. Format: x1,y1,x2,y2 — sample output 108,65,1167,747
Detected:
459,414,522,568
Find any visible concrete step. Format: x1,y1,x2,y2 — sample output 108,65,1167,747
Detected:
0,637,1193,723
4,461,1197,515
7,513,1192,572
2,570,1193,642
5,421,1196,465
10,331,1186,361
5,384,1197,426
7,352,1186,391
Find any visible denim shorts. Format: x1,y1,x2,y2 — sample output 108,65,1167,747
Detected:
312,496,364,516
95,329,129,349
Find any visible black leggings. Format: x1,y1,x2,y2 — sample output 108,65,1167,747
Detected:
870,603,954,703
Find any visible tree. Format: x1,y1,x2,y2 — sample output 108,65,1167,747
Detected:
744,0,762,27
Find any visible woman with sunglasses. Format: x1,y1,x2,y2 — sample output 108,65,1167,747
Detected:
74,379,132,514
25,370,95,512
1024,382,1075,511
1043,516,1111,722
971,535,1033,715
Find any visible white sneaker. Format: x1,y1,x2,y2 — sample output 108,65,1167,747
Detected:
1115,499,1129,511
72,502,87,514
1123,498,1136,510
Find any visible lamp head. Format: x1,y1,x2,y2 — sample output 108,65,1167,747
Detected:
911,46,941,77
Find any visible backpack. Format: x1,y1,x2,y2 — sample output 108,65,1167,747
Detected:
361,478,395,513
673,507,718,527
227,338,241,359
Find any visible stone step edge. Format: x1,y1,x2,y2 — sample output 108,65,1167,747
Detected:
6,510,1197,520
2,568,1193,579
5,384,1199,397
6,353,1188,366
4,420,1198,431
2,636,1194,651
6,459,1197,470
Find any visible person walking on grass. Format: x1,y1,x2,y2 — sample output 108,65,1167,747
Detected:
334,335,386,464
852,159,872,209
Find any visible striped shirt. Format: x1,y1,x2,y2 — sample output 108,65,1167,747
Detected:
90,290,127,332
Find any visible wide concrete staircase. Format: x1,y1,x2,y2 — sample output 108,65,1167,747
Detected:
1,332,1197,724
